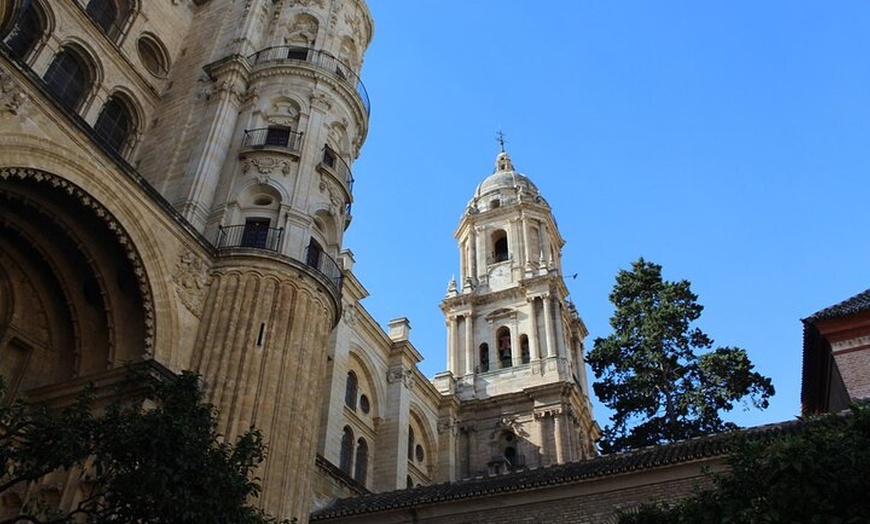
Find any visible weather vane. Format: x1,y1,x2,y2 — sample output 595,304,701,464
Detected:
496,130,507,152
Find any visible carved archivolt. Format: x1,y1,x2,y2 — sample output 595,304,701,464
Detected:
173,251,210,317
0,168,155,353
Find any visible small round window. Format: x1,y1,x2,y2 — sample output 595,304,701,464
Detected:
137,36,168,77
415,444,424,462
359,394,370,414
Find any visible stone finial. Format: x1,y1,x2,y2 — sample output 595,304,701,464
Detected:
388,317,411,342
447,275,457,295
338,249,355,272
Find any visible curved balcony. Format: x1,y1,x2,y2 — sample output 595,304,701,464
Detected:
241,127,304,154
216,224,283,252
305,245,343,294
215,225,343,295
248,46,370,116
318,145,355,194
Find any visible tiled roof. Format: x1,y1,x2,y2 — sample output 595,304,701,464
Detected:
310,420,801,521
805,288,870,322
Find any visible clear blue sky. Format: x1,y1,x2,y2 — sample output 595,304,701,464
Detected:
344,1,870,429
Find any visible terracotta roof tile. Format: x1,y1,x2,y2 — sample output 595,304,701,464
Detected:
310,420,801,521
805,288,870,322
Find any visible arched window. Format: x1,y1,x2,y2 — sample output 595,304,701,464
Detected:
43,48,92,111
492,229,508,262
407,426,415,461
520,334,531,364
94,94,134,153
339,426,354,474
504,446,517,470
344,371,358,410
4,0,47,61
86,0,116,33
479,343,489,372
306,237,323,268
85,0,128,38
353,438,368,484
497,326,512,368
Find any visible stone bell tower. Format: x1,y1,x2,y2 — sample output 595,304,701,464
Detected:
133,0,373,522
440,148,599,478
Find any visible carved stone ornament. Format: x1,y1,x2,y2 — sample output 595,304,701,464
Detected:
387,368,414,389
310,92,332,111
319,175,341,208
533,407,563,420
344,13,363,43
264,100,300,127
242,156,292,176
0,70,28,115
173,251,210,317
341,303,357,326
0,168,155,353
292,0,325,8
437,417,459,436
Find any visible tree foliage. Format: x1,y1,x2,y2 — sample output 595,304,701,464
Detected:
0,370,292,524
618,403,870,524
587,258,774,452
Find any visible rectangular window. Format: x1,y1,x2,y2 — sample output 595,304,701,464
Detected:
286,47,308,61
264,127,290,147
241,218,270,249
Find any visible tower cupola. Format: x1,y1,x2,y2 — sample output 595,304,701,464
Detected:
467,150,546,216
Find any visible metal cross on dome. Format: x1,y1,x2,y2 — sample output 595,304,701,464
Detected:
496,130,507,152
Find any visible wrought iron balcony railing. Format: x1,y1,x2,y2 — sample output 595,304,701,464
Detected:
304,245,343,294
215,226,343,295
241,127,304,153
320,146,354,192
248,46,370,116
216,224,283,252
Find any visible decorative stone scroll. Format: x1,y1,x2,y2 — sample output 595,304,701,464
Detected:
242,156,292,176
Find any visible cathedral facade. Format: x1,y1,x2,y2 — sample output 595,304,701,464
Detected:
0,1,598,522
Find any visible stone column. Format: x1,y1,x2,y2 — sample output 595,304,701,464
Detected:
522,213,532,269
509,217,521,266
533,413,548,466
543,295,556,358
475,226,486,281
447,316,458,374
464,314,475,375
528,298,542,360
553,410,565,464
511,317,522,367
554,300,566,358
469,227,477,281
